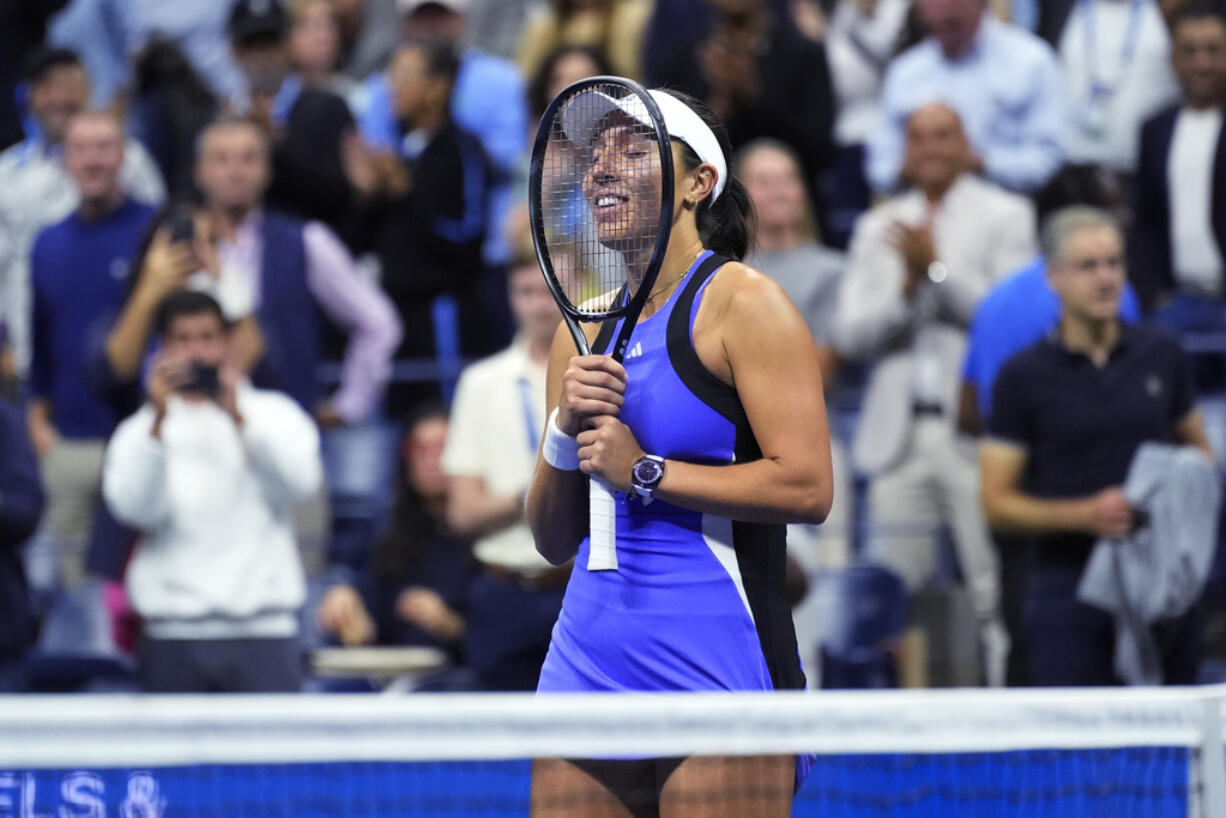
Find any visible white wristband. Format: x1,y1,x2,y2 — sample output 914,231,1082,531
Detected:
542,407,581,471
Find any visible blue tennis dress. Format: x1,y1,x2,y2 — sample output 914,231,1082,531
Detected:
537,251,812,781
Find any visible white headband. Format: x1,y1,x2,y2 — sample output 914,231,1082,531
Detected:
560,88,727,201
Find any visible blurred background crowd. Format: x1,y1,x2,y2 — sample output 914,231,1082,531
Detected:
0,0,1223,696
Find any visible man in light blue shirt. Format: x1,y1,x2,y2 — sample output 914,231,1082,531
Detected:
356,0,525,268
128,0,245,103
48,0,133,108
866,0,1065,194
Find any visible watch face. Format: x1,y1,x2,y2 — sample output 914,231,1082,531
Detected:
633,457,664,486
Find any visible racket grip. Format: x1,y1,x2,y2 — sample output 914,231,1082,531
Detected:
587,478,619,571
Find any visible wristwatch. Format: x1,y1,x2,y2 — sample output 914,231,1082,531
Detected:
630,454,666,504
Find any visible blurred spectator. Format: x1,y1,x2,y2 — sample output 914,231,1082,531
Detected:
103,291,322,693
822,0,912,248
104,117,401,428
515,0,652,81
981,206,1214,685
866,0,1065,194
739,139,843,388
1134,1,1226,312
962,265,1143,430
0,0,69,149
27,111,156,590
527,44,614,120
440,252,569,691
356,0,526,269
959,166,1144,686
48,0,132,109
1043,0,1179,174
129,39,221,202
350,39,491,408
0,48,164,376
229,0,358,242
1134,1,1226,457
318,405,476,661
836,103,1036,685
961,166,1145,432
0,389,45,693
128,0,246,103
289,0,361,102
649,0,836,203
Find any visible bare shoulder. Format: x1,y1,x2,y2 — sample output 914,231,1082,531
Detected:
692,260,813,385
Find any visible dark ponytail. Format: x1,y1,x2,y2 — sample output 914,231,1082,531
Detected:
659,90,756,261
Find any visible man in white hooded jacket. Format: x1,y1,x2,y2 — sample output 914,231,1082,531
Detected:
103,290,322,692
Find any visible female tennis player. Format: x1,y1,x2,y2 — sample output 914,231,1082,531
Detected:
526,89,833,818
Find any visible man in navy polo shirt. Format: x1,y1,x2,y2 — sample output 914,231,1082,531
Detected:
27,110,156,590
980,206,1215,686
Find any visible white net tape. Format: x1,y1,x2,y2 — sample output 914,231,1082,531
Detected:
2,686,1225,815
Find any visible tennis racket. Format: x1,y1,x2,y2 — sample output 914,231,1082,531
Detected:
529,77,675,572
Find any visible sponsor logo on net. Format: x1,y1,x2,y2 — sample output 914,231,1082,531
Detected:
0,770,164,817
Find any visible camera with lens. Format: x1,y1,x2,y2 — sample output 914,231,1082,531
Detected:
178,361,220,399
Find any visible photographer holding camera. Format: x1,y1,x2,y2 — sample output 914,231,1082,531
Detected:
102,290,322,693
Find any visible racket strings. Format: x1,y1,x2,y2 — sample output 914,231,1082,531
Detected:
541,82,666,319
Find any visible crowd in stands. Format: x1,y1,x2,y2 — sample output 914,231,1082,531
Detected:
0,0,1223,695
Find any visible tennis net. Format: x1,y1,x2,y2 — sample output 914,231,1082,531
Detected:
2,685,1225,816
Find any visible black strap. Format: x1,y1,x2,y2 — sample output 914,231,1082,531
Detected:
590,285,628,355
592,315,618,356
665,253,748,427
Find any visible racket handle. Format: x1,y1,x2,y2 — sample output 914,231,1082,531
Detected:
587,478,619,571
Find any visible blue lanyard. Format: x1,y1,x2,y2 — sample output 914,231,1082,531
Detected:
1081,0,1146,98
517,378,540,455
270,75,304,130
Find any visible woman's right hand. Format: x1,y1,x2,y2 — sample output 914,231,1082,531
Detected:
396,587,464,641
317,584,376,646
136,227,196,301
555,355,627,436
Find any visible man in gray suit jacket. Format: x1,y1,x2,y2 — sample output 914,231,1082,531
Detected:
836,103,1037,685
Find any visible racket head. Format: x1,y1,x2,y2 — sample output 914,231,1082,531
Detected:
529,76,675,353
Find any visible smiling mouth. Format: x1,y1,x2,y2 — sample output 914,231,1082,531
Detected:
591,192,632,224
594,193,629,209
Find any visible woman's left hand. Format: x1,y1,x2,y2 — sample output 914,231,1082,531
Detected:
576,415,645,492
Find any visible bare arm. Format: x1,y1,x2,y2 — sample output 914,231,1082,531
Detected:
979,439,1133,538
576,267,834,524
228,316,265,375
302,223,402,423
26,398,57,456
106,228,194,380
524,320,619,566
1175,410,1217,463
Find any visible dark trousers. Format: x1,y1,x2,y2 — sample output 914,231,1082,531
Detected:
138,636,303,693
1025,567,1200,686
995,533,1032,686
465,572,565,691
